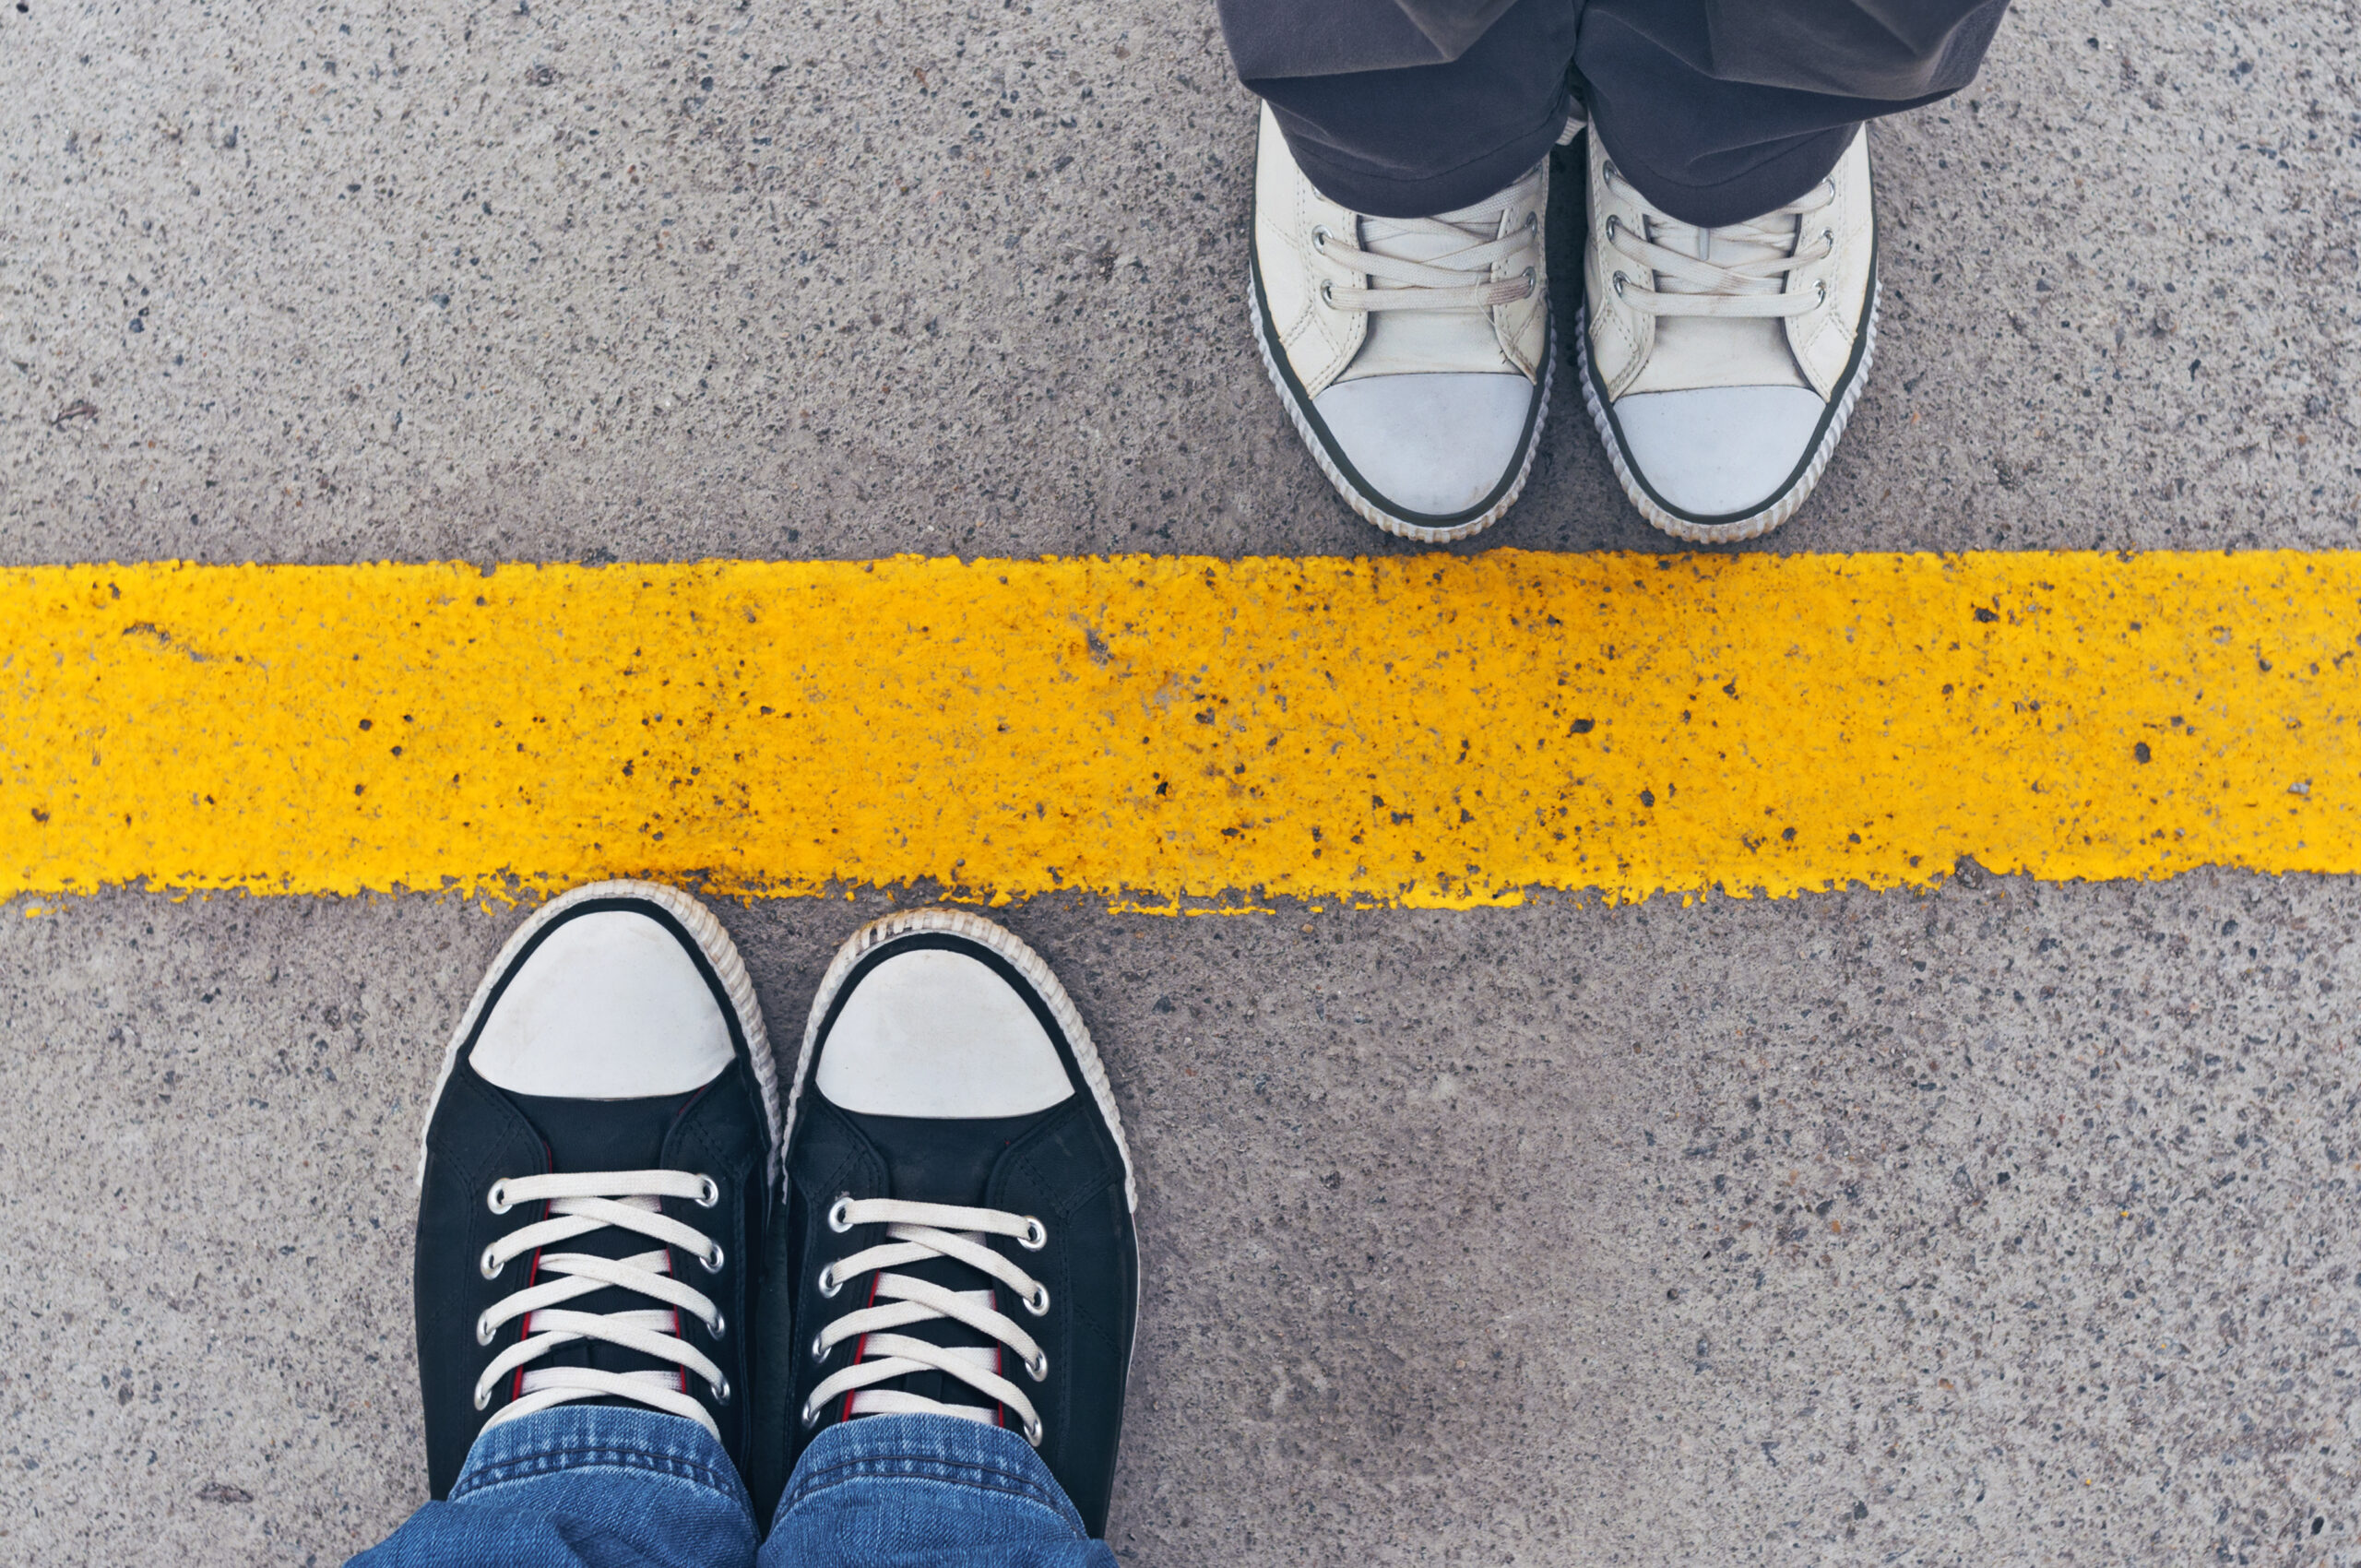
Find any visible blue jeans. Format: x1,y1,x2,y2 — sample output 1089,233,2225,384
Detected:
350,1408,1118,1568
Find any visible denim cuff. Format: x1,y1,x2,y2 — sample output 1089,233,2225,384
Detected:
450,1405,753,1519
779,1415,1088,1536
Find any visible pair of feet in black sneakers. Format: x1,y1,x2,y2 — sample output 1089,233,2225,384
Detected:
414,882,1138,1535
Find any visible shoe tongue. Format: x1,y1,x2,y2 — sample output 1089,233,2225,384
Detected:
846,1255,1007,1423
1647,210,1795,297
1360,201,1503,269
1340,183,1530,384
1625,207,1812,395
503,1088,706,1395
836,1110,1038,1423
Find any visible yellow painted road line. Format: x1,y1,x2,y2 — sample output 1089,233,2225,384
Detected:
2,551,2355,909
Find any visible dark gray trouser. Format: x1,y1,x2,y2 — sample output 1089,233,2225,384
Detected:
1219,0,2011,225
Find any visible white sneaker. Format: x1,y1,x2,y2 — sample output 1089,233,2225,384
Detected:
1579,128,1878,542
1249,104,1552,542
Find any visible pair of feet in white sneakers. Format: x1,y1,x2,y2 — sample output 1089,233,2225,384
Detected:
414,883,1137,1535
1252,107,1877,543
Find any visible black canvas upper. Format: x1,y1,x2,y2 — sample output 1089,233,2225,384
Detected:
748,932,1138,1537
413,897,773,1499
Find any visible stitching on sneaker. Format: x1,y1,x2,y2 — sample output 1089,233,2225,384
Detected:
789,908,1135,1214
421,881,780,1189
1579,274,1880,543
781,1450,1076,1516
451,1443,752,1503
1250,257,1549,543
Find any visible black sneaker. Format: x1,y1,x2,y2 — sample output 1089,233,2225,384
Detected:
413,881,779,1498
748,909,1139,1535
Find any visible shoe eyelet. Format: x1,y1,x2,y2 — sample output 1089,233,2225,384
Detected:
811,1333,831,1361
1522,266,1536,289
480,1245,504,1280
1603,214,1618,241
1022,1416,1044,1446
713,1375,731,1405
801,1399,824,1430
694,1175,720,1208
1018,1217,1048,1252
707,1312,726,1339
1318,279,1335,308
475,1313,497,1347
486,1181,513,1215
816,1265,843,1299
473,1386,492,1412
1611,271,1628,298
700,1243,725,1275
826,1195,855,1234
1524,211,1537,233
1026,1350,1050,1382
1311,225,1329,252
1024,1283,1051,1317
1815,279,1828,304
1820,229,1833,249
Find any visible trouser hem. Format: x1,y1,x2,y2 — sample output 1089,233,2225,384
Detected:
1584,113,1861,228
451,1440,753,1506
777,1416,1092,1538
1270,96,1570,219
446,1408,753,1519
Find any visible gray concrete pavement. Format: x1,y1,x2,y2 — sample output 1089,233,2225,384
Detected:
5,879,2359,1564
3,0,2360,1564
2,0,2355,562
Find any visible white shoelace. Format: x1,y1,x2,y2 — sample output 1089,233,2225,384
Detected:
1602,161,1835,321
1316,203,1538,315
473,1169,732,1439
801,1197,1053,1445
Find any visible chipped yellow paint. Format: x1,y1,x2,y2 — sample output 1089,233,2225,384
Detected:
2,551,2356,908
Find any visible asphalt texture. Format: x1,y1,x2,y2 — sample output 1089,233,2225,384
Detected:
3,0,2359,1564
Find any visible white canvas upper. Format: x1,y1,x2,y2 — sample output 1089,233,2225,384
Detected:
1310,374,1537,517
1251,103,1550,540
813,947,1076,1120
469,908,737,1099
1582,126,1878,540
1612,385,1827,516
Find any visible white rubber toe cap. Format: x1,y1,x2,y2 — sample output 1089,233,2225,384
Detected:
815,948,1075,1119
1312,373,1534,517
470,909,734,1099
1612,386,1827,518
